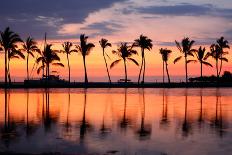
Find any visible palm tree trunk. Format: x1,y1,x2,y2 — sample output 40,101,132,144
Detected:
103,48,111,84
67,53,71,83
123,59,127,84
162,60,165,83
216,59,219,81
185,55,188,83
83,56,88,84
138,48,144,84
8,60,11,84
165,62,170,83
142,57,146,83
27,52,29,80
219,58,223,76
5,49,8,87
200,61,203,78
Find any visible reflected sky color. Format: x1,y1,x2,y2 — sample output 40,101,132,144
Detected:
0,0,232,81
0,88,231,154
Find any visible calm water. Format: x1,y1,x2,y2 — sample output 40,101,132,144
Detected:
0,88,231,155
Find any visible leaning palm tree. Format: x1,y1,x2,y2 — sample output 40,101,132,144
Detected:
216,37,230,76
76,34,95,84
61,42,77,83
174,38,196,83
159,48,172,83
0,27,23,86
195,46,213,78
36,44,64,78
134,35,153,84
8,48,25,83
99,38,112,84
21,37,39,80
110,43,139,84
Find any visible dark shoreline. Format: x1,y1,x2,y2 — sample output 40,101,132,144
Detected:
1,82,232,88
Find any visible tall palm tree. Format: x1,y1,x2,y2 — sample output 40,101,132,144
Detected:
61,42,77,83
209,44,228,80
174,38,196,83
36,44,64,78
216,37,230,76
8,48,25,83
76,34,95,84
195,46,212,78
134,35,153,84
0,27,23,86
159,48,172,83
99,38,112,84
110,43,139,84
21,37,39,80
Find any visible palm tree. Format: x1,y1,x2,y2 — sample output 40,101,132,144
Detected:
21,37,39,80
134,35,153,84
110,43,139,84
99,38,112,84
0,27,23,86
76,34,95,84
159,48,172,83
61,42,77,83
36,44,64,79
195,46,212,78
174,38,196,83
216,37,230,76
209,44,228,80
8,48,25,83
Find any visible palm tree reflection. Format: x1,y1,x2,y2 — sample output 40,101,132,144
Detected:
25,90,37,137
160,89,170,129
99,91,112,137
182,89,192,137
198,89,204,129
1,90,19,148
119,88,132,130
43,89,58,132
210,89,228,137
136,89,151,140
79,89,93,141
63,89,72,134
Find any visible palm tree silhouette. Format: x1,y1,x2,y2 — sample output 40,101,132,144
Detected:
209,44,228,80
195,46,212,78
99,38,112,84
21,37,39,80
216,37,230,76
110,43,139,84
134,35,153,84
159,48,172,83
61,42,77,83
76,34,95,85
174,38,196,83
8,48,25,83
0,27,23,86
36,44,64,79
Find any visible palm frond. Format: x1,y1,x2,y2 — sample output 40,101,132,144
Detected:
202,61,213,67
110,59,122,69
127,58,139,66
173,56,182,64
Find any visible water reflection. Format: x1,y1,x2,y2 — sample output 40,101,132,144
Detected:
0,88,231,155
136,89,151,140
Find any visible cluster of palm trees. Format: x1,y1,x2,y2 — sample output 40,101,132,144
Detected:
0,27,230,86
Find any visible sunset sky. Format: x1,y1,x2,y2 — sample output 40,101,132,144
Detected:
0,0,232,82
